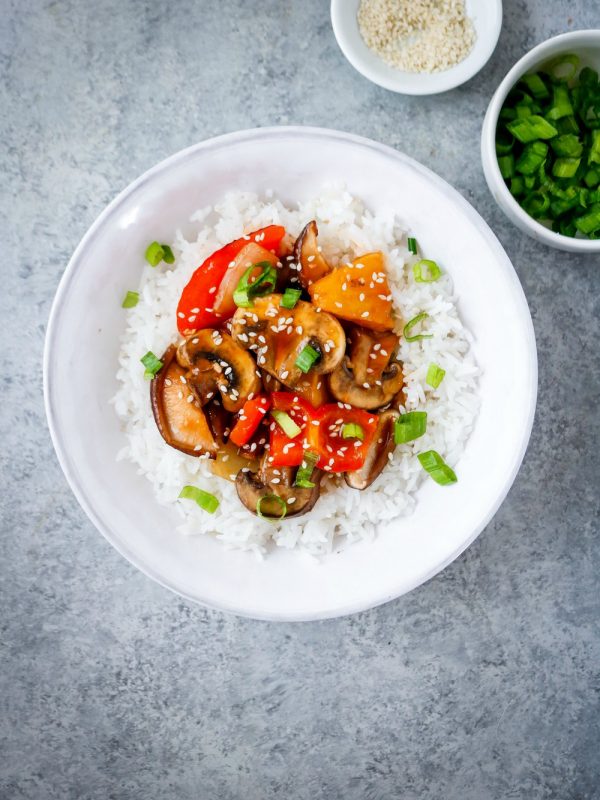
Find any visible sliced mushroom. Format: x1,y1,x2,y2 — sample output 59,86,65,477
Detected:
235,454,322,518
345,410,398,490
150,345,218,457
328,327,403,410
177,329,261,413
293,220,332,289
231,295,345,389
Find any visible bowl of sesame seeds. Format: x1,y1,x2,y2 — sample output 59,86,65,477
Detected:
331,0,503,95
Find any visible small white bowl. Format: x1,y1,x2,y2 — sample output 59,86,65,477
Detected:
330,0,502,95
44,127,537,620
482,30,600,253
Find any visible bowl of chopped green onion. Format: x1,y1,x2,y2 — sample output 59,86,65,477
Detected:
482,29,600,252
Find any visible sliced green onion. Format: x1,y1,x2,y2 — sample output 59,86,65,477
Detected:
407,236,418,254
584,168,600,188
426,363,445,389
521,72,549,99
394,411,427,445
403,312,432,342
552,157,581,178
161,244,175,264
547,85,574,121
145,241,165,267
121,290,139,308
178,485,219,514
140,351,163,378
523,191,551,218
557,115,580,135
590,131,600,165
271,409,301,439
515,104,532,119
498,154,515,179
506,115,557,143
295,451,318,489
516,140,549,175
510,176,524,196
495,132,514,155
341,423,364,441
545,53,579,82
256,494,287,520
417,450,457,486
295,344,320,373
574,204,600,235
233,261,277,307
280,288,302,309
550,134,583,158
413,259,442,283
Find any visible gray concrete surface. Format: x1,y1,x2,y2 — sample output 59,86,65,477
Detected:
2,1,599,798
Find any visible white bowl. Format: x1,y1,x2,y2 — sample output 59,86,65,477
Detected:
44,127,537,621
481,29,600,253
330,0,502,95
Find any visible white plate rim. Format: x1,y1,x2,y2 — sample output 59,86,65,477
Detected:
43,126,537,620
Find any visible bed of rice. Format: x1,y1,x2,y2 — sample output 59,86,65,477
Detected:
113,186,480,557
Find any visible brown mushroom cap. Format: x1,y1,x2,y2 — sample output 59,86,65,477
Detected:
293,220,332,289
235,455,322,518
150,345,218,458
345,410,398,490
328,327,404,410
231,294,345,389
329,358,403,410
177,329,261,413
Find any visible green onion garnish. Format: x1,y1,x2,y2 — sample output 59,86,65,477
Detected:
161,244,175,264
280,288,302,309
394,411,427,444
140,351,163,379
341,423,364,441
121,290,139,308
516,141,549,175
295,344,320,373
546,53,579,82
271,409,302,439
144,241,173,267
574,204,600,236
550,134,583,158
407,236,418,254
178,485,219,514
295,451,318,489
496,61,600,239
233,261,277,308
413,259,442,283
417,450,457,486
506,115,557,143
256,494,287,520
426,363,445,389
520,73,549,100
552,157,581,178
403,312,432,342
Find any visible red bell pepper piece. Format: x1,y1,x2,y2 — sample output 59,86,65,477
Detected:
312,405,378,472
176,225,286,335
229,394,271,447
267,393,379,473
268,392,315,467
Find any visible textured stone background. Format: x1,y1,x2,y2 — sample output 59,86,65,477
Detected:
2,1,600,798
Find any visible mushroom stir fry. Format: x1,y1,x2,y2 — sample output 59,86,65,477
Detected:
148,221,408,520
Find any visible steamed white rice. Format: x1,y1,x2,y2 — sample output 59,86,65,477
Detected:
113,186,480,556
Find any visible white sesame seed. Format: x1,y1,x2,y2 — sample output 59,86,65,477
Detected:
164,378,172,386
361,311,370,318
177,312,185,319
